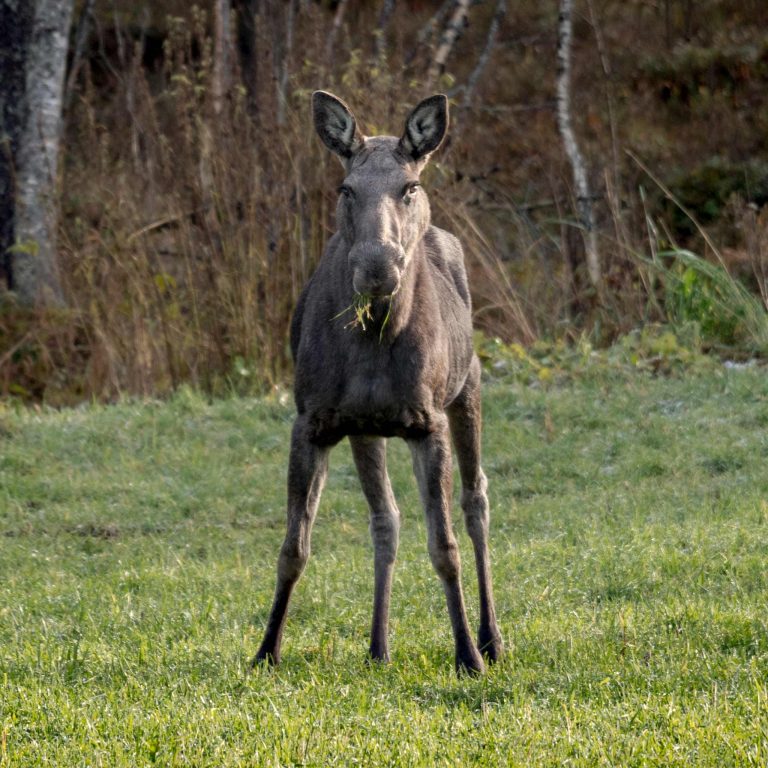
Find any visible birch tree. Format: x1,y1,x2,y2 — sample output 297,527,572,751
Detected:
556,0,601,292
0,0,73,306
427,0,471,90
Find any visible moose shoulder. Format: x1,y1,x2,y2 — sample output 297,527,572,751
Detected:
254,91,503,675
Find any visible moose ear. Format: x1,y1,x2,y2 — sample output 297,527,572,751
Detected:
398,94,449,163
312,90,365,161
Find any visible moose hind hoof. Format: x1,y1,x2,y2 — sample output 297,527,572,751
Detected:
478,630,504,664
455,647,485,677
366,652,391,667
367,645,391,664
250,648,279,670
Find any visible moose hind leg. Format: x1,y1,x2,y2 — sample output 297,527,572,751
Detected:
448,356,503,662
252,417,329,667
409,416,485,675
350,436,400,662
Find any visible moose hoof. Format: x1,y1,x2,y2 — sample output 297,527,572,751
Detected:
455,647,485,677
250,648,279,670
478,629,504,664
366,653,391,667
367,646,391,665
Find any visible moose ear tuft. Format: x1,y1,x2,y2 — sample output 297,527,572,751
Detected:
312,90,365,160
398,94,449,163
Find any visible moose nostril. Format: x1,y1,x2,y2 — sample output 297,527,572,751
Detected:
367,270,383,287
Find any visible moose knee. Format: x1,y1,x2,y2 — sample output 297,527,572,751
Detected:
461,488,489,539
428,538,461,581
370,511,400,562
278,540,310,581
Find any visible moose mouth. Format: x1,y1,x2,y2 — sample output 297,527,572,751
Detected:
333,289,399,339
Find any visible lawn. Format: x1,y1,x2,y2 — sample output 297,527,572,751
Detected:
1,365,767,766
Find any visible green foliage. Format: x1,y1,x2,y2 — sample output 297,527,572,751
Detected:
2,370,768,763
657,249,768,355
664,159,768,239
640,37,768,103
475,324,718,384
6,239,40,257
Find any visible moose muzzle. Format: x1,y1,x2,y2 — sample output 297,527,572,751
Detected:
349,241,406,297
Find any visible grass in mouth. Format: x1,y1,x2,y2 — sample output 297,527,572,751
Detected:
333,292,395,341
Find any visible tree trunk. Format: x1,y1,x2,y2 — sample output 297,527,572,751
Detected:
274,0,297,128
462,0,506,108
234,0,260,120
0,0,72,306
427,0,470,90
213,0,233,116
0,0,34,292
325,0,349,65
374,0,396,65
556,0,601,294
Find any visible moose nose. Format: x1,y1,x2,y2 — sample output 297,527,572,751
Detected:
353,270,396,297
350,242,404,297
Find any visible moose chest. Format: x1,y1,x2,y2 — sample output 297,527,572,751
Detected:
302,333,443,444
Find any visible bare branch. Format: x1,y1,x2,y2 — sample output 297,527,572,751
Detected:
325,0,349,65
63,0,95,112
461,0,506,107
586,0,619,192
374,0,396,64
275,0,297,127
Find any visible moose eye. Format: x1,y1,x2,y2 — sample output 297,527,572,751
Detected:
402,183,420,204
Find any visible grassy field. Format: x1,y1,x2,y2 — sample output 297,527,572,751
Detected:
1,365,768,766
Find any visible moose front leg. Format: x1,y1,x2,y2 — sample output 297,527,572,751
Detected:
350,436,400,662
409,417,485,675
252,417,329,667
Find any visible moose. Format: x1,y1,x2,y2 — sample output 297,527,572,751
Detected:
253,91,503,674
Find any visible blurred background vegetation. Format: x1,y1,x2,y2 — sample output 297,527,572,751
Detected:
2,0,768,404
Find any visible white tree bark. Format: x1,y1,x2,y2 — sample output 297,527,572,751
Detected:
556,0,601,291
11,0,73,305
405,0,453,67
427,0,470,89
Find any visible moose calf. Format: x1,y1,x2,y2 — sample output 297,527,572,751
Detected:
253,91,502,674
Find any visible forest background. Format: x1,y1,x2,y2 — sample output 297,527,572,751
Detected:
2,0,768,403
